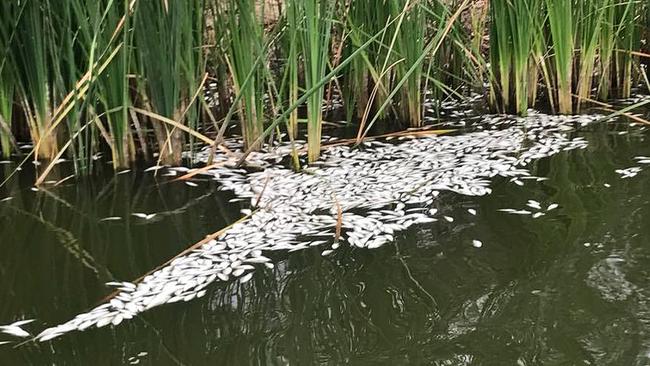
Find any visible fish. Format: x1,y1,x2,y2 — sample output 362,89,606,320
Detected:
10,319,35,327
0,326,30,338
240,272,254,283
34,111,599,342
546,203,558,211
526,200,542,210
100,216,122,221
144,165,165,172
131,213,157,220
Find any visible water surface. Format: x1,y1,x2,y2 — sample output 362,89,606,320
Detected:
1,113,650,365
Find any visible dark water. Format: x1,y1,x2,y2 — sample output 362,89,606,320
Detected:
1,115,650,365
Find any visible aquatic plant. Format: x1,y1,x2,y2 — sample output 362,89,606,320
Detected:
300,0,334,162
0,0,646,183
133,0,205,166
217,0,267,151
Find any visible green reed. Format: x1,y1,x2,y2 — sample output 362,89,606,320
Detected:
134,0,204,165
0,2,15,158
390,0,426,127
299,0,334,162
217,0,267,151
0,0,647,184
489,0,540,115
546,0,574,114
489,0,647,115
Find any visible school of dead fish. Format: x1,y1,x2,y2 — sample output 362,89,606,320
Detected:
1,110,648,344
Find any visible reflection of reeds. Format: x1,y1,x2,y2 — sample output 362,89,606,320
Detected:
0,0,647,180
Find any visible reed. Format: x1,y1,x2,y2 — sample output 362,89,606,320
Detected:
217,0,267,151
390,0,426,127
10,1,60,160
134,0,205,166
575,1,604,111
544,0,573,114
0,0,647,183
489,0,539,115
612,0,638,99
0,3,14,158
299,0,334,162
94,0,136,168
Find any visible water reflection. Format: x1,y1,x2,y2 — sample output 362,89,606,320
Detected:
0,116,649,365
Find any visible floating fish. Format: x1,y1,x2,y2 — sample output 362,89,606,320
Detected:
33,111,600,341
526,200,542,210
131,213,157,220
144,165,165,172
100,216,122,222
0,326,30,338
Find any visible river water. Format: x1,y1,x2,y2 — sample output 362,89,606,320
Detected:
1,107,650,365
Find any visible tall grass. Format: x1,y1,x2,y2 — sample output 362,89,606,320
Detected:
0,0,647,183
545,0,574,114
134,0,204,166
0,1,15,158
489,0,647,115
390,0,426,127
300,0,334,162
489,0,541,115
11,1,61,160
217,0,267,151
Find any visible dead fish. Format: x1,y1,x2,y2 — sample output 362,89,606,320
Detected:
0,325,30,338
240,272,254,283
546,203,558,211
100,216,122,222
131,213,157,220
144,165,165,172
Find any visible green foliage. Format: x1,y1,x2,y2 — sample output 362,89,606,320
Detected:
489,0,647,115
0,0,647,182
